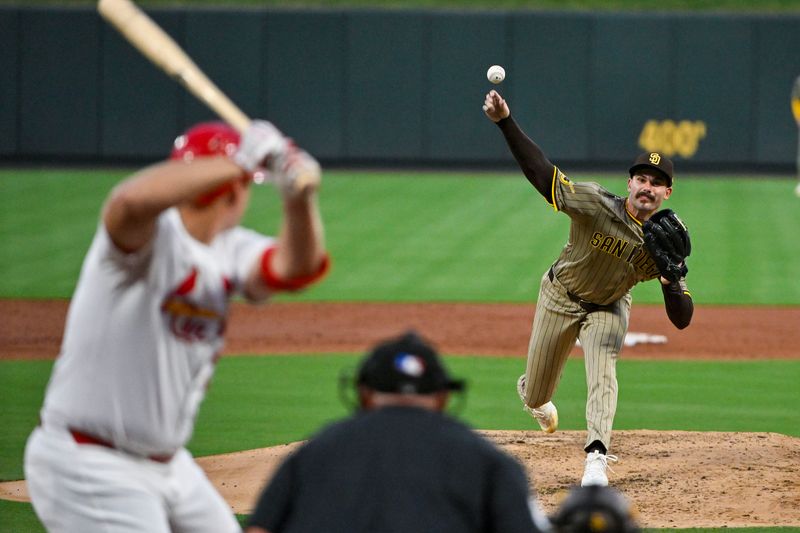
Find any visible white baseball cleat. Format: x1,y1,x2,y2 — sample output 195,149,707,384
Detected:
516,375,558,433
581,450,618,486
794,182,800,198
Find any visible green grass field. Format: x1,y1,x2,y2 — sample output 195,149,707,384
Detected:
1,167,799,531
3,355,797,480
2,169,799,304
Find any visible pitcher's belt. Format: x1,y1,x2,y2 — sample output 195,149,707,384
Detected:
547,267,609,313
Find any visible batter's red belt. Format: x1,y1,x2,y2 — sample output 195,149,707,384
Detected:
548,267,609,313
68,428,174,463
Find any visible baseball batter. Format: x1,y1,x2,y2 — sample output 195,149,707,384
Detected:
23,120,329,532
483,90,693,486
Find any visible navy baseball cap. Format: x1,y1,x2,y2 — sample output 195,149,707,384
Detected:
357,331,465,394
629,152,674,187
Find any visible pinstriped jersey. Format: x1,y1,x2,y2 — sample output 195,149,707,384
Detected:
547,167,661,305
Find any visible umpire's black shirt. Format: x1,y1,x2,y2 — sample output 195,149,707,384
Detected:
248,406,541,533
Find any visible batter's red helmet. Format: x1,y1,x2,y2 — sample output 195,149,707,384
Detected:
170,122,247,207
170,122,240,162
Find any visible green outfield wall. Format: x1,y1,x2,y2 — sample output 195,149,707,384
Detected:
1,6,799,171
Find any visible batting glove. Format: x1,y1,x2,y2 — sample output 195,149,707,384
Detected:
233,120,288,173
270,141,321,197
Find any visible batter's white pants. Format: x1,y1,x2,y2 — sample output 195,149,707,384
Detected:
24,425,241,533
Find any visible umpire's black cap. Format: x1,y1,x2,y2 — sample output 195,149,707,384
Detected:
357,331,465,394
629,152,674,186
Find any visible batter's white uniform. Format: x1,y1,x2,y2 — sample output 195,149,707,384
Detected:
25,208,272,532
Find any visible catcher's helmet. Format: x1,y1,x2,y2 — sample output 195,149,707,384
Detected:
550,485,640,533
170,122,240,162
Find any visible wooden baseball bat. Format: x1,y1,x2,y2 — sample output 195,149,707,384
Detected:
97,0,251,132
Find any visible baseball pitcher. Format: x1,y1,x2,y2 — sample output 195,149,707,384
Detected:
24,121,330,532
483,90,693,487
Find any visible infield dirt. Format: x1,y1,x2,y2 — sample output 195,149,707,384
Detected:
1,300,799,528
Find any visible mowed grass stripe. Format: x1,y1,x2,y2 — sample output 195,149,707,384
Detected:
3,355,797,481
2,169,800,303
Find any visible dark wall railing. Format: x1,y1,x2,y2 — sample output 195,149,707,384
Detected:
1,7,799,172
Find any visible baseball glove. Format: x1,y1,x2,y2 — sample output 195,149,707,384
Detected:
642,209,691,282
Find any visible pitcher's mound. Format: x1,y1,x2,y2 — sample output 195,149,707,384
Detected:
483,430,800,528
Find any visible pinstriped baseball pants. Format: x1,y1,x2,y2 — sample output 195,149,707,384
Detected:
522,270,631,451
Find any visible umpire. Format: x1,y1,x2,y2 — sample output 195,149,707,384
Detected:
246,331,550,533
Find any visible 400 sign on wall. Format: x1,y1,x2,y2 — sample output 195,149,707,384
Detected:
638,120,707,158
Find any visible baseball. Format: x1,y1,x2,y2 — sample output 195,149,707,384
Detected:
487,65,505,84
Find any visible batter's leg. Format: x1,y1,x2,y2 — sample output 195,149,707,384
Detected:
523,270,583,408
578,294,631,452
24,426,172,533
168,449,241,533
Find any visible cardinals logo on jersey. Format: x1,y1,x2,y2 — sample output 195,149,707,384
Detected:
161,268,232,342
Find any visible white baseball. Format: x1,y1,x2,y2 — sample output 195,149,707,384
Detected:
487,65,505,84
